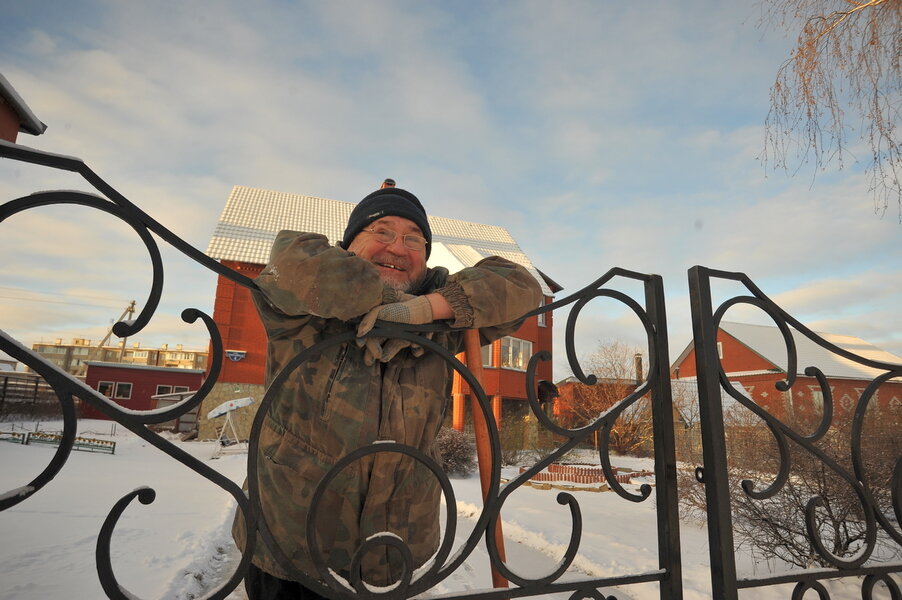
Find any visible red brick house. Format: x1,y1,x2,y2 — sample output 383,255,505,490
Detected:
197,185,559,439
82,362,203,420
671,322,902,422
0,73,46,143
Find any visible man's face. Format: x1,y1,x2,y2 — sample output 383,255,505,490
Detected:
347,216,427,292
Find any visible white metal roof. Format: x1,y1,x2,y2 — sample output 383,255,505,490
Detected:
206,185,553,296
719,321,902,381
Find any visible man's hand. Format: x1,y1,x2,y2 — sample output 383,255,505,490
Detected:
358,333,435,366
357,295,434,337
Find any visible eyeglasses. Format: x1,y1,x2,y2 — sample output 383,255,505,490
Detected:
362,227,428,251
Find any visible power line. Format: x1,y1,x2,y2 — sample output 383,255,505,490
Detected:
0,294,125,310
0,285,126,303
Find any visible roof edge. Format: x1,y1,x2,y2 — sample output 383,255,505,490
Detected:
0,73,47,136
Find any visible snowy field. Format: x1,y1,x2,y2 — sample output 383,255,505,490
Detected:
0,420,875,599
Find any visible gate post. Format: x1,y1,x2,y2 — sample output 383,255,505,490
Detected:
687,266,738,600
646,274,683,600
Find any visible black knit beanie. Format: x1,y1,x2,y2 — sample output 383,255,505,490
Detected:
340,188,432,258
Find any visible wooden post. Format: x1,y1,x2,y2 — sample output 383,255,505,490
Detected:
464,330,508,589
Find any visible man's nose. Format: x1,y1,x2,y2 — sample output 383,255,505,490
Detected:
385,235,408,253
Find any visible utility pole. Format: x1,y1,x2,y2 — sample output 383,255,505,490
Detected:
73,301,136,376
117,300,136,362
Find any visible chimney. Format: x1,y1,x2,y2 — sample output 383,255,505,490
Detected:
634,353,644,385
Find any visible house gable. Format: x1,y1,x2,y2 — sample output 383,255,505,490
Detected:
672,327,780,378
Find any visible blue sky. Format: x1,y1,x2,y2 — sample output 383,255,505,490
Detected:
1,0,900,378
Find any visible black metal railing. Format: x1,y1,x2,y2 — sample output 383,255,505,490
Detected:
0,139,681,600
2,138,900,599
688,265,902,599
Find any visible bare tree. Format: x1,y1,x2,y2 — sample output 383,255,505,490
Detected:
760,0,901,219
563,341,654,456
671,381,703,466
679,394,902,568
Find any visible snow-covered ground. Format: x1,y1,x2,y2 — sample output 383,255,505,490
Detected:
0,420,872,599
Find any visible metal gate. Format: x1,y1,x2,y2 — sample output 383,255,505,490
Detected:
1,140,899,599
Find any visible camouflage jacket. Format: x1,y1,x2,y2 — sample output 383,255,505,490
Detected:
233,231,542,587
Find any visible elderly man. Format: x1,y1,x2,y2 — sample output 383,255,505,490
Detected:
234,186,542,599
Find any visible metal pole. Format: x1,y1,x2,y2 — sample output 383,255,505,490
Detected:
645,274,683,600
687,266,738,600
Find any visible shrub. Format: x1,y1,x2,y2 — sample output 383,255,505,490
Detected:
436,426,476,476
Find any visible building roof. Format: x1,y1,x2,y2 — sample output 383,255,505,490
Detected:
206,185,554,296
0,73,47,136
718,322,902,381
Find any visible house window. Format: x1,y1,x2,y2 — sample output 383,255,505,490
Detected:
173,385,190,393
114,382,132,399
131,351,148,359
537,298,547,327
97,381,115,397
717,342,723,359
481,344,493,367
500,337,532,371
156,385,172,396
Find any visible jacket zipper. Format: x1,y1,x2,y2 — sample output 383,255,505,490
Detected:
321,343,350,420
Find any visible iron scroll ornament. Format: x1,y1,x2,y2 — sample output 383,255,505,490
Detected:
688,265,902,599
0,138,683,599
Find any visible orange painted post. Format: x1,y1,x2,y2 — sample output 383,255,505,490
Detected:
464,329,508,589
451,352,466,431
492,395,503,428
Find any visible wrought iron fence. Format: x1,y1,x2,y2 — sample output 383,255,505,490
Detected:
688,266,902,599
1,138,900,599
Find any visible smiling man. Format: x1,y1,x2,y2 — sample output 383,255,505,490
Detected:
233,186,542,599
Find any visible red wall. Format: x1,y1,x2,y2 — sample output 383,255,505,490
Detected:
83,365,203,419
211,261,267,385
672,329,902,421
675,330,775,378
0,105,19,143
440,297,554,402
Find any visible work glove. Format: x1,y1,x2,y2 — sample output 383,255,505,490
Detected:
356,295,434,337
379,332,435,361
356,295,434,365
358,332,436,365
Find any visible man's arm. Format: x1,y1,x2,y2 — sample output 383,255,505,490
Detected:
435,256,543,336
354,258,540,341
255,230,406,321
